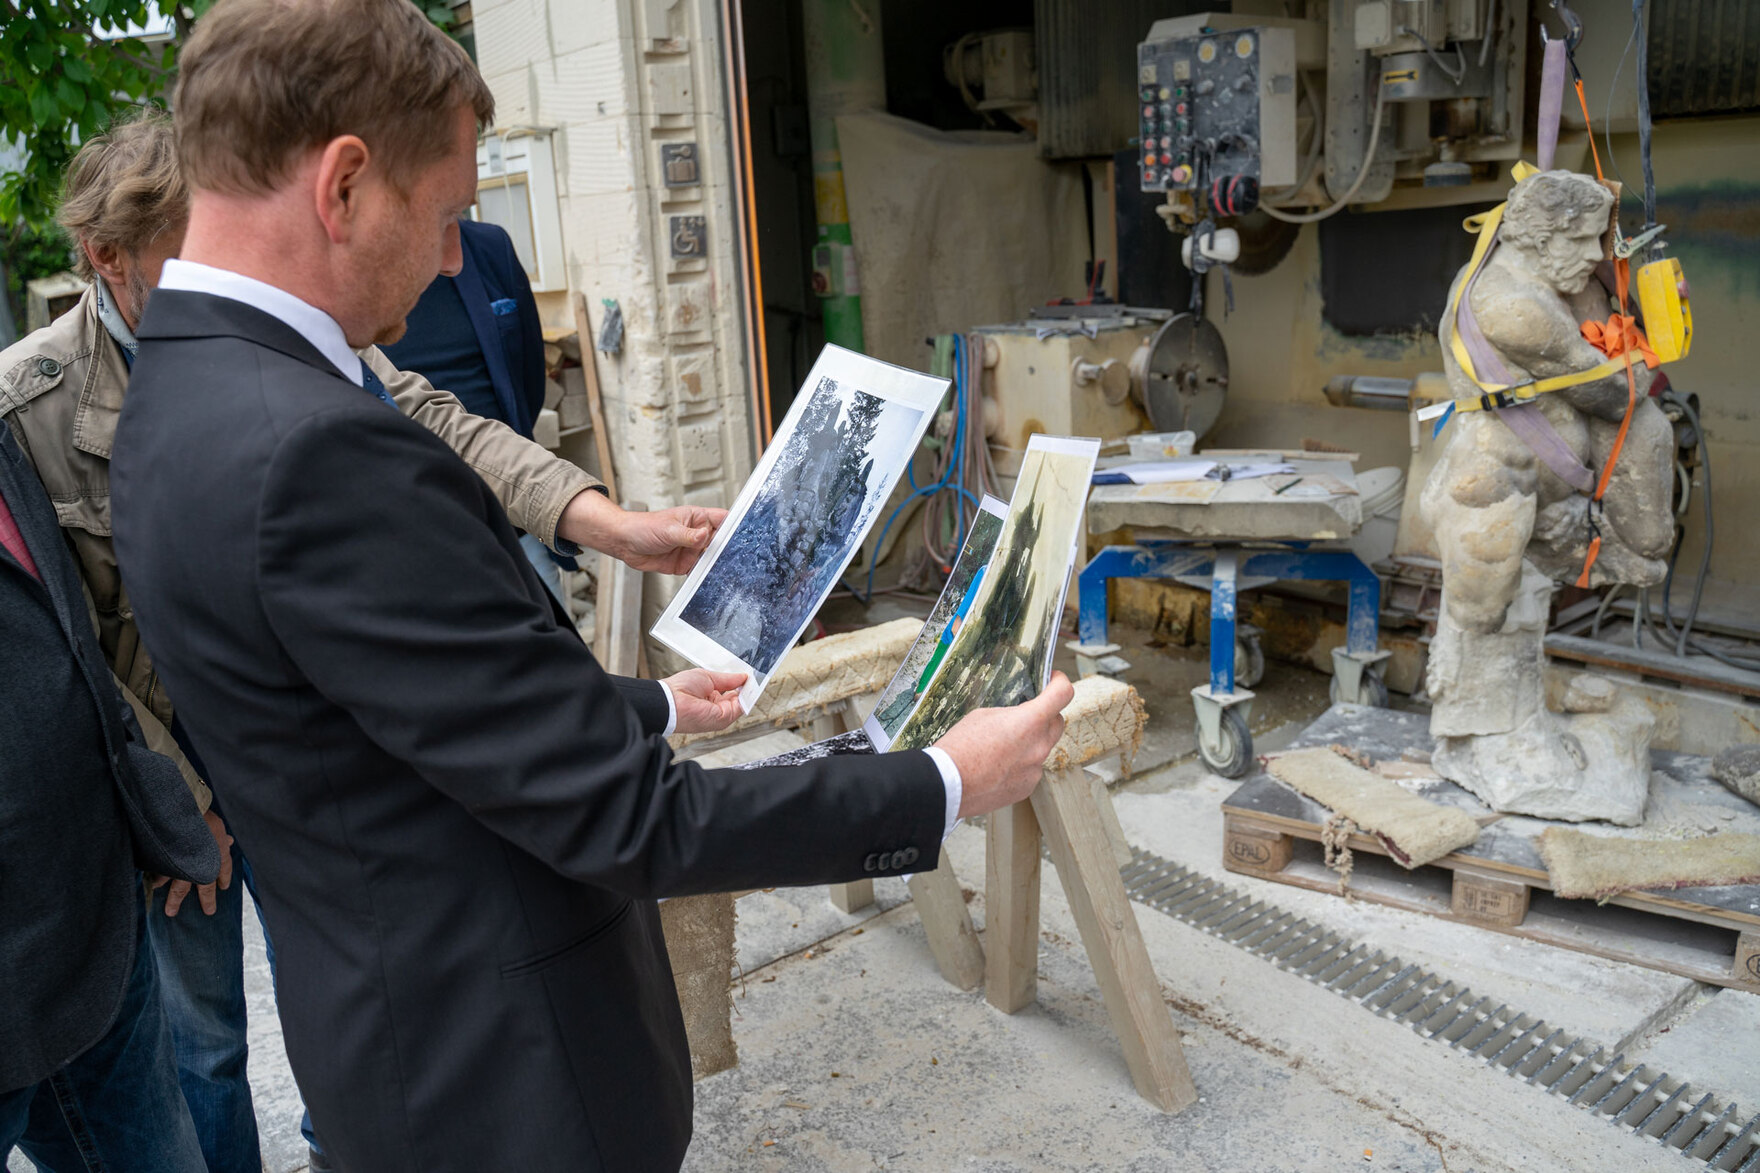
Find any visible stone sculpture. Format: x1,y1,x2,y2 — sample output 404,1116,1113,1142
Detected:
1421,170,1672,825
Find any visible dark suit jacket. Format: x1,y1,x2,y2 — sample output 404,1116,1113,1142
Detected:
110,290,946,1173
0,419,217,1092
384,219,546,438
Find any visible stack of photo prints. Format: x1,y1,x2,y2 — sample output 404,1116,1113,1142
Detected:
651,343,1100,770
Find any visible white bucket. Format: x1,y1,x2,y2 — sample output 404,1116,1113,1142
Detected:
1349,466,1405,569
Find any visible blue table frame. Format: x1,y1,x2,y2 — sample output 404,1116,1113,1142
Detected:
1078,541,1383,695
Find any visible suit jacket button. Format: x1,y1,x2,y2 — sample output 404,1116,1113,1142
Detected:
901,847,919,867
38,357,61,377
863,853,879,873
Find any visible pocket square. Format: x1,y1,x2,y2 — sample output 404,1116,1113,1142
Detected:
490,297,519,316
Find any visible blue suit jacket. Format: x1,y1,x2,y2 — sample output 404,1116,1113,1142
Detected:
454,219,546,438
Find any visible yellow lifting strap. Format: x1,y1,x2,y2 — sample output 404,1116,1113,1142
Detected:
1417,162,1647,425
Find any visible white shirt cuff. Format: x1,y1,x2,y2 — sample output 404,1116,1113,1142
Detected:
922,746,963,841
658,681,677,737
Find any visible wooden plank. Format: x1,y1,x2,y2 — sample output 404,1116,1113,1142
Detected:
1451,865,1531,927
820,699,877,916
1089,772,1134,871
1032,764,1197,1113
1223,799,1760,933
1222,814,1294,877
598,547,643,677
592,551,616,657
1258,854,1751,991
570,291,618,499
985,799,1042,1014
829,879,875,915
1736,931,1760,992
1545,632,1760,700
907,850,986,991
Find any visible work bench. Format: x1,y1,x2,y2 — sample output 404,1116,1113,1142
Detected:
1076,456,1391,775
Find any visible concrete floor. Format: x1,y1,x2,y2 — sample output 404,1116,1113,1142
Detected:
11,646,1755,1173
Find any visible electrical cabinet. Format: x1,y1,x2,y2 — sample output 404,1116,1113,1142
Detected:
1135,23,1297,207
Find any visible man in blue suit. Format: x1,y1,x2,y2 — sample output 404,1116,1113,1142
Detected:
384,218,572,602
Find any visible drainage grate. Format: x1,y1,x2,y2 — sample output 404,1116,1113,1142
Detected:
1119,847,1760,1170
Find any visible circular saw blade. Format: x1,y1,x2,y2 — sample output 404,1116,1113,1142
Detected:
1139,313,1229,439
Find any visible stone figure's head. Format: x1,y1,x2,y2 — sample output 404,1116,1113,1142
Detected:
1500,170,1615,296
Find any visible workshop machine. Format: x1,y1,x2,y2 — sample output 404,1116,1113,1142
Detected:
974,307,1230,479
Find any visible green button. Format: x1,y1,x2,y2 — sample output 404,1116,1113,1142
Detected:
37,357,60,377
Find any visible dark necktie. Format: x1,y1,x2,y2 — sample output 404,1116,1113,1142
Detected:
357,360,400,410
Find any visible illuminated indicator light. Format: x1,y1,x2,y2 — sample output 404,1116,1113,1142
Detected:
1143,105,1155,117
1160,153,1173,165
1236,34,1254,58
1176,102,1187,115
1159,87,1171,100
1198,40,1217,63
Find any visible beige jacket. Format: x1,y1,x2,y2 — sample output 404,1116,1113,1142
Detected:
0,284,598,807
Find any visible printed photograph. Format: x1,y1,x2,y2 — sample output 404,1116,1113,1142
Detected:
888,436,1099,753
865,496,1007,749
672,372,927,678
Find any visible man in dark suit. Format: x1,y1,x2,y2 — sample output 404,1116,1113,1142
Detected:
111,2,1070,1170
1,417,219,1170
384,217,574,603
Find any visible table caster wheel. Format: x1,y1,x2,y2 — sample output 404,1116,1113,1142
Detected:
1234,638,1265,689
1330,671,1389,708
1196,706,1253,777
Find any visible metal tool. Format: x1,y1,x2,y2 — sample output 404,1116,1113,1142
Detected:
1131,312,1229,438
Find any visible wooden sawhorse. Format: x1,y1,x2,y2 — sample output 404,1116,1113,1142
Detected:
906,676,1199,1113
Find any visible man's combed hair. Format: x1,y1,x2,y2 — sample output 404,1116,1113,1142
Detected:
56,108,186,280
174,0,496,196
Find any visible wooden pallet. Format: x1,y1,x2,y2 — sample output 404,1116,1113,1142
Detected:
1221,708,1760,993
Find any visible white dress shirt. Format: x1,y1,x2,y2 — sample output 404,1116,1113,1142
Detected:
156,259,963,831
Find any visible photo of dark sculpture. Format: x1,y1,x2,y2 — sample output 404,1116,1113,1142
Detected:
679,375,923,676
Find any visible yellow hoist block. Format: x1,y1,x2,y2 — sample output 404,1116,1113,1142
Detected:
1635,255,1692,363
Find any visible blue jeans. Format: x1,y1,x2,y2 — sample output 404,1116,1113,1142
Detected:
520,531,570,608
145,829,262,1173
2,909,207,1173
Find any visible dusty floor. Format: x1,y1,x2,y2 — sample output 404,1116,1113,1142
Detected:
10,638,1754,1173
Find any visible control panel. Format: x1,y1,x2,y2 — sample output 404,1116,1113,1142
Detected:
1135,24,1296,212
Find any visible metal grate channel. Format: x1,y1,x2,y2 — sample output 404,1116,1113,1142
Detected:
1119,847,1760,1169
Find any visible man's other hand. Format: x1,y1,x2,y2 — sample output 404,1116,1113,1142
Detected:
153,809,235,917
558,490,727,575
936,672,1075,818
664,668,748,734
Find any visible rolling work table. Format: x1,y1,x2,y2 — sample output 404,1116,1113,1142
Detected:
1076,455,1391,776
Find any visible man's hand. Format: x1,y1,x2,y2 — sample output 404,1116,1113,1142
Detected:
557,490,727,575
664,669,748,735
936,672,1075,818
153,809,235,917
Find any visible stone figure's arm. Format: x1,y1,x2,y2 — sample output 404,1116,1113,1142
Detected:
1471,283,1652,422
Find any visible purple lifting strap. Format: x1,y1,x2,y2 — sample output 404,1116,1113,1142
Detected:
1497,403,1597,494
1452,234,1597,495
1537,39,1568,171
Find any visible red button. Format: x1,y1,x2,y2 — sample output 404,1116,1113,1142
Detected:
1160,153,1172,165
1177,103,1187,115
1143,105,1155,117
